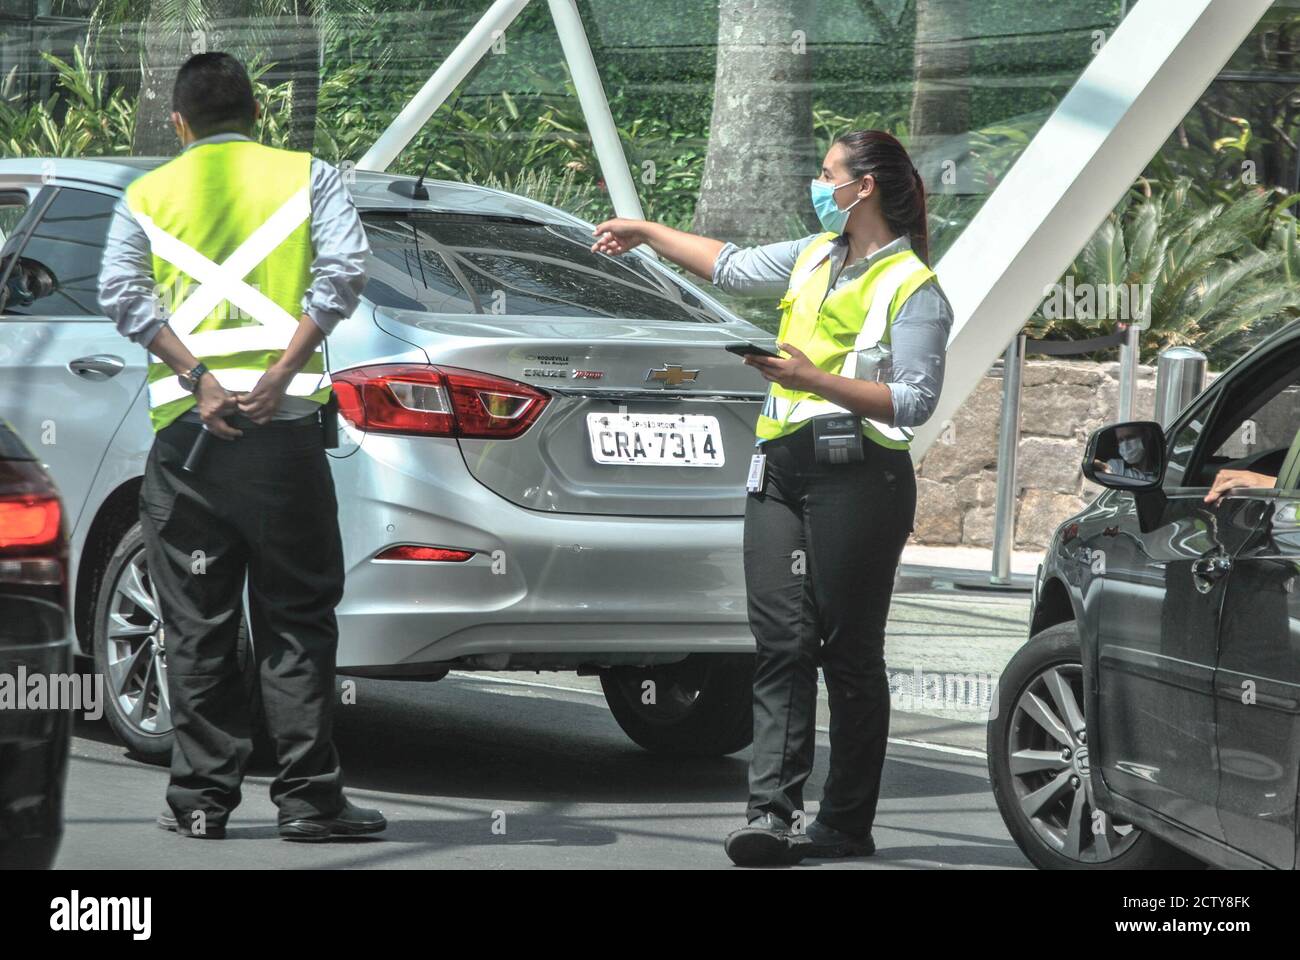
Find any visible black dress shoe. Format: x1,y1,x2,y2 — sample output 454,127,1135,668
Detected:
804,819,875,858
724,813,809,866
279,800,387,841
157,808,226,839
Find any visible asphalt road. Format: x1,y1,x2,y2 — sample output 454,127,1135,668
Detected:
55,670,1028,870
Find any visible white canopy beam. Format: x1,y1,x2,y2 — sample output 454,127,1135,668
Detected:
357,0,533,172
357,0,645,220
547,0,646,219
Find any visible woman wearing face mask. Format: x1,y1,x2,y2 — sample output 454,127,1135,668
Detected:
592,130,953,866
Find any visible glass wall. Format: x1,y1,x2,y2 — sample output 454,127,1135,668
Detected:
1029,0,1300,368
322,0,1126,262
0,1,1123,229
3,0,1292,347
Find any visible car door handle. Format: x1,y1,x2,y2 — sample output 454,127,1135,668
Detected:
1191,554,1232,593
68,354,125,380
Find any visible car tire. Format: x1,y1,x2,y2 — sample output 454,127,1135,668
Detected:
988,621,1198,869
92,520,271,766
600,653,754,756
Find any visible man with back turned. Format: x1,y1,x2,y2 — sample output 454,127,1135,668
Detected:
97,51,384,841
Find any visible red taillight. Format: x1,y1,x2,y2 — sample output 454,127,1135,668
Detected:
0,461,62,550
0,459,66,590
444,368,547,438
332,364,548,439
375,545,474,562
0,497,60,548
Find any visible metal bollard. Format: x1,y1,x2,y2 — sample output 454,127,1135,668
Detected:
991,334,1026,586
1117,323,1141,422
1153,346,1206,428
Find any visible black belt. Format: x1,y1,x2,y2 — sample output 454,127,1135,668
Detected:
176,409,320,431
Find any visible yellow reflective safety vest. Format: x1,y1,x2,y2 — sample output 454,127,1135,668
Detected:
755,233,935,450
124,139,330,432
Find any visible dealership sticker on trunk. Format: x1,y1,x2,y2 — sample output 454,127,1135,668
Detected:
586,412,724,467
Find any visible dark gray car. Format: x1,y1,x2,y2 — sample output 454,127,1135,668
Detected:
0,419,72,869
990,321,1300,869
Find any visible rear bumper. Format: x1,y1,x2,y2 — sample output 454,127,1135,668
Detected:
332,433,753,672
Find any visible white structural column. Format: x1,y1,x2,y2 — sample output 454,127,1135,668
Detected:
547,0,647,220
911,0,1274,460
357,0,533,172
358,0,646,221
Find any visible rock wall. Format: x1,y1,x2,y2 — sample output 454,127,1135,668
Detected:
912,359,1162,550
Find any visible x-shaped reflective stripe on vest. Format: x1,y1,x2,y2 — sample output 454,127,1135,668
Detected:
132,185,311,358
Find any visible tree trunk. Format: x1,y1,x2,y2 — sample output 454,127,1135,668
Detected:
908,0,970,182
287,3,320,151
132,1,249,157
692,0,815,246
1272,19,1297,191
132,1,190,156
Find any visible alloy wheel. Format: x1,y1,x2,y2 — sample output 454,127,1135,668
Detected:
104,548,172,738
1006,662,1138,862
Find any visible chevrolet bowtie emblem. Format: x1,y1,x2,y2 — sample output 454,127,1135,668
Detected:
645,364,700,387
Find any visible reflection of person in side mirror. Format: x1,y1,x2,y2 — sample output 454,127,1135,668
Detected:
1204,469,1276,505
1099,424,1158,482
2,257,55,309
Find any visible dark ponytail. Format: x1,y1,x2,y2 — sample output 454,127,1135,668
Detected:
834,130,930,265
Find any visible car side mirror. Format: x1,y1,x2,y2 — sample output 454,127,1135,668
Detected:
1083,420,1166,492
1,255,56,311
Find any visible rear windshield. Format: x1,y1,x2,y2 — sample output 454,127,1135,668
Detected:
361,212,727,324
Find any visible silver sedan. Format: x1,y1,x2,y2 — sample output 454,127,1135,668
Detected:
0,158,770,763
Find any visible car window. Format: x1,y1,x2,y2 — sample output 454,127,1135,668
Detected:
1164,393,1212,487
1168,341,1300,488
0,193,29,246
1211,382,1300,462
360,212,728,323
0,190,36,309
3,188,117,318
363,215,479,314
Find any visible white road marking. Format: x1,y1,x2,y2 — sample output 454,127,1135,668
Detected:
883,737,988,760
449,670,603,698
447,671,989,759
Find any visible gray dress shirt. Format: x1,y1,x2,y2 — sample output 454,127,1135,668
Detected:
97,132,370,420
712,233,952,429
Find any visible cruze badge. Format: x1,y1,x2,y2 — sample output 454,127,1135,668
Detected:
521,368,605,380
645,364,699,387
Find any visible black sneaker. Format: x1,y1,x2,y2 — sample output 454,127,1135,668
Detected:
804,819,875,858
724,813,810,866
157,808,227,839
279,800,387,842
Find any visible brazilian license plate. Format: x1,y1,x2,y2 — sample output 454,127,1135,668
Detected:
586,412,724,467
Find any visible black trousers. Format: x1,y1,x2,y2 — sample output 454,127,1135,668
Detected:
139,413,346,825
743,424,915,838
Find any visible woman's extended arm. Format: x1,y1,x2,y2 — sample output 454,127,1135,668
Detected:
592,218,725,281
592,218,812,297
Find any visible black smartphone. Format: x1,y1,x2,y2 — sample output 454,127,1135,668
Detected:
725,342,781,359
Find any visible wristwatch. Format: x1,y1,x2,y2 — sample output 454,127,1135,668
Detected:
177,361,209,394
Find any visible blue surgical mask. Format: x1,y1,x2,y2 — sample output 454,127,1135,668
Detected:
810,178,862,234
